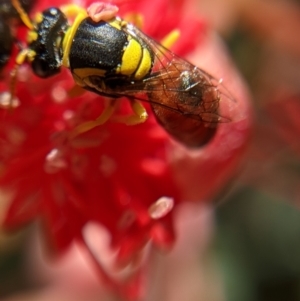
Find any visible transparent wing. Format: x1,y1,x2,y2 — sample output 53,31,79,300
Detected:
85,21,237,129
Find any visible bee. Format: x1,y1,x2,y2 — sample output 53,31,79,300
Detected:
11,0,235,148
0,0,35,71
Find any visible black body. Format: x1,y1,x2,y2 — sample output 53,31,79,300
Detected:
69,18,127,75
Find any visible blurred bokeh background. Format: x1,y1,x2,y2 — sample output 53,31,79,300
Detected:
1,0,300,300
201,0,300,300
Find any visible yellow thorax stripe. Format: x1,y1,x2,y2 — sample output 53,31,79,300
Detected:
62,11,88,68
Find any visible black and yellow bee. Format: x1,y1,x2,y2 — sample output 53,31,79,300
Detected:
11,0,234,148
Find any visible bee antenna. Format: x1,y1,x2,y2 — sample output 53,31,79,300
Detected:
12,0,34,29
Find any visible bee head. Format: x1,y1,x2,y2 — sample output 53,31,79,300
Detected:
28,8,69,78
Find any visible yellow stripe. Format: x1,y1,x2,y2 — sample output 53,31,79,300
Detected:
27,31,38,44
134,47,152,80
160,29,180,48
62,12,87,68
108,18,122,30
118,38,142,76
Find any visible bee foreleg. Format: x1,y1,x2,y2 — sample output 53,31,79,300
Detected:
113,99,148,125
69,99,117,138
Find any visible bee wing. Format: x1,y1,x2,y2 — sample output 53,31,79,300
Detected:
88,22,237,125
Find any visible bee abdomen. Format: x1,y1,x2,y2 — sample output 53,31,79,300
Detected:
116,37,153,80
148,69,219,147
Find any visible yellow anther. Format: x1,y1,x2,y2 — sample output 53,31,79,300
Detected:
124,13,144,29
161,29,180,49
61,4,87,18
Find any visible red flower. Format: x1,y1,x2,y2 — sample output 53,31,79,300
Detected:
0,0,251,299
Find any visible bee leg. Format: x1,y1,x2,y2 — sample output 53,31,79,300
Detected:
67,85,86,98
160,30,180,48
69,99,117,138
113,99,148,125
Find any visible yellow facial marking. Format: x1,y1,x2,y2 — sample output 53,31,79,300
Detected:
27,31,38,44
33,12,43,24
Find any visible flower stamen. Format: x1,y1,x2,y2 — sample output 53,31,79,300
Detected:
44,148,67,173
0,92,20,108
148,196,174,219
